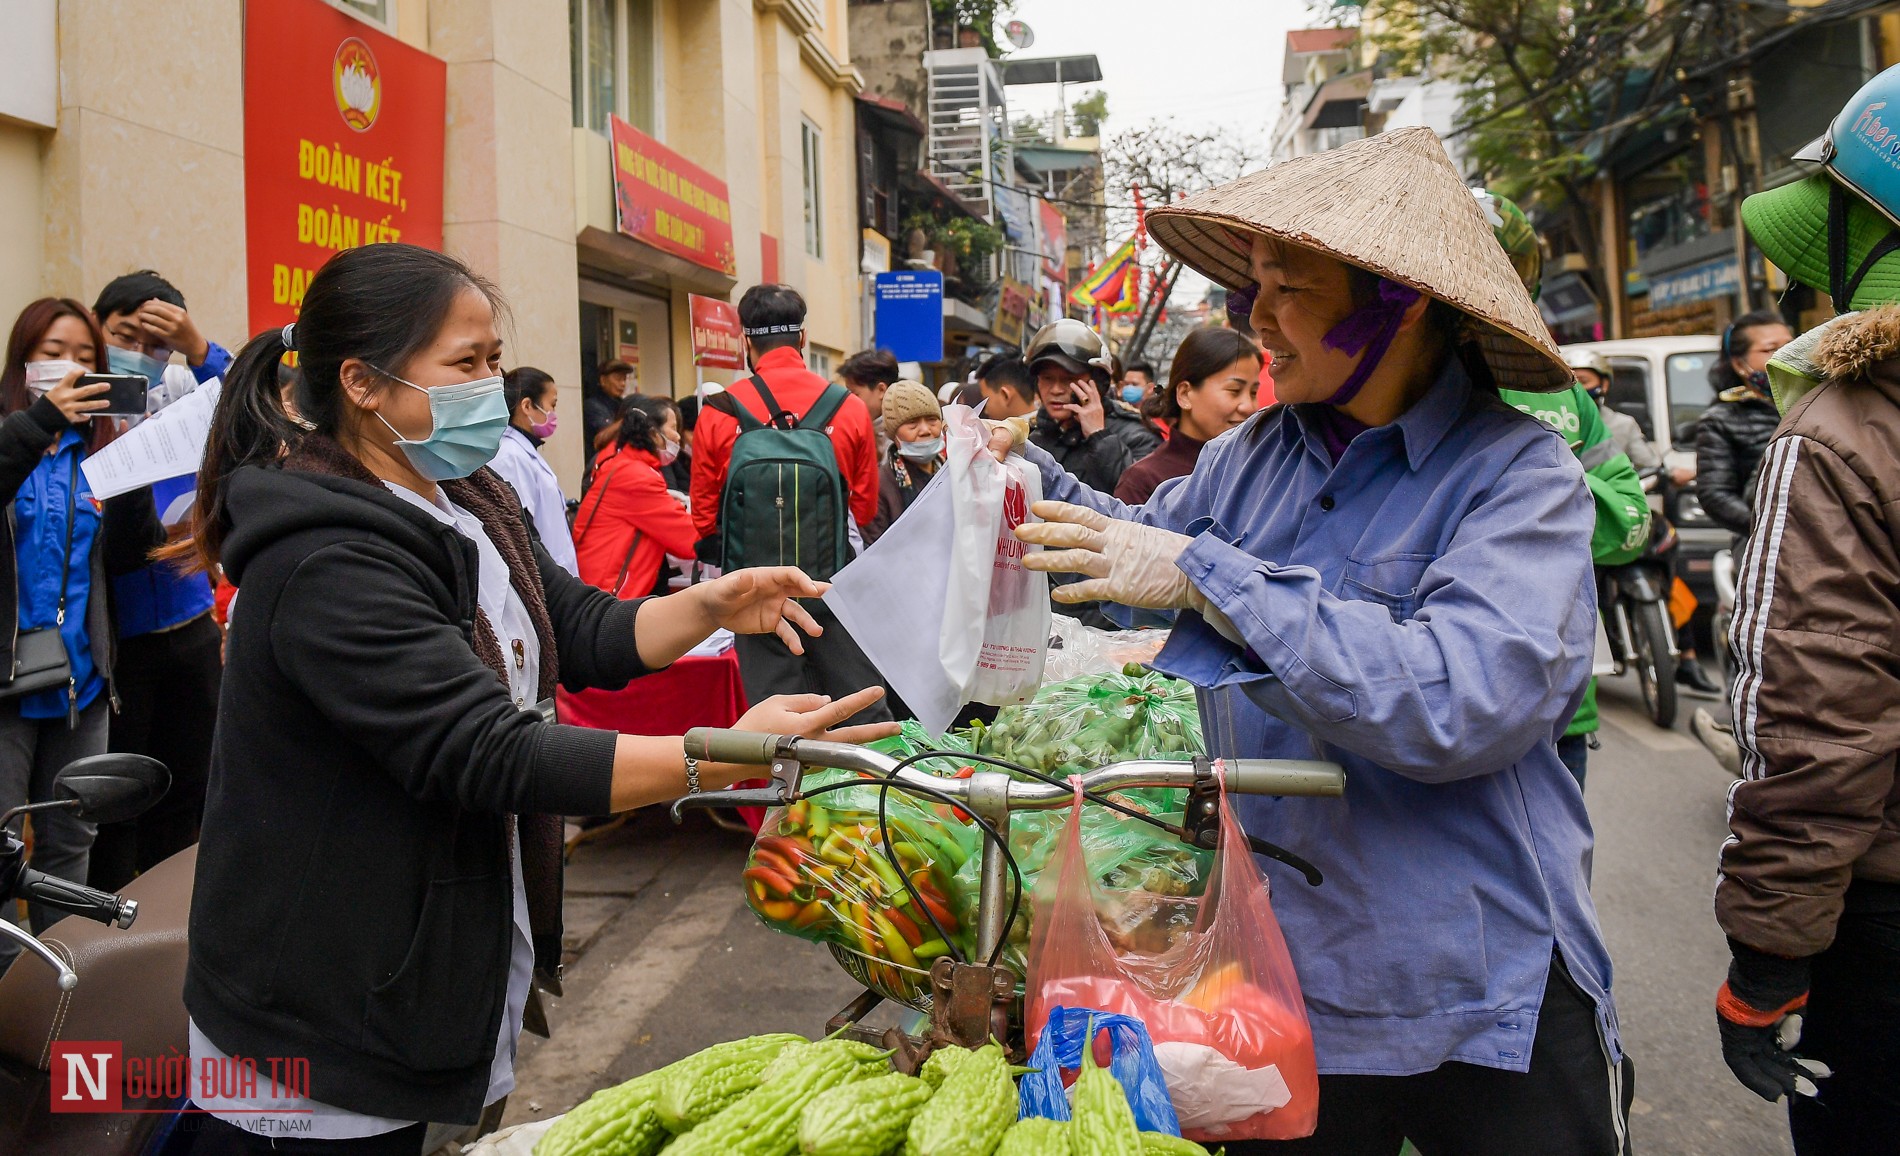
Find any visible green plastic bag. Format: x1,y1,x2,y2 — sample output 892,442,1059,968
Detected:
946,668,1211,974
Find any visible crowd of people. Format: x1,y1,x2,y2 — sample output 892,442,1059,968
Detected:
0,68,1893,1156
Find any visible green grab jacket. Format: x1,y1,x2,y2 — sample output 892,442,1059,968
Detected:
1500,383,1651,735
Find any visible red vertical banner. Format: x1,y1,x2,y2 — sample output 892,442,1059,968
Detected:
242,0,446,336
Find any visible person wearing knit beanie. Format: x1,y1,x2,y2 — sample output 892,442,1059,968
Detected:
863,380,944,544
880,380,940,432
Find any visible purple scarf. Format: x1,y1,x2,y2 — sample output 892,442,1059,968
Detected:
1320,278,1422,406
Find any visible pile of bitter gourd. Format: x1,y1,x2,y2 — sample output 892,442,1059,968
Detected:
531,1031,1219,1156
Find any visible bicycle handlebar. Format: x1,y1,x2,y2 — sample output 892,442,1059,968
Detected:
682,728,1346,807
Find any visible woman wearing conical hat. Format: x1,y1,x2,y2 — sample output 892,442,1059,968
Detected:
999,128,1631,1152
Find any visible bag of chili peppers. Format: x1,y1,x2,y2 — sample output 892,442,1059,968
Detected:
741,749,983,1007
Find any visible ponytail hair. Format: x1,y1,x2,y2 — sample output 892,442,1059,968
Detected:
167,243,503,572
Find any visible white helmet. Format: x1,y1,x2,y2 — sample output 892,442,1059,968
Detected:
1562,347,1612,379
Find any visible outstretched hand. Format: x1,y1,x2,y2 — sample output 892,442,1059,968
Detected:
1016,500,1201,610
734,687,897,748
698,566,828,653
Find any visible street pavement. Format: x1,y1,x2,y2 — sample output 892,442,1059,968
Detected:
504,673,1797,1155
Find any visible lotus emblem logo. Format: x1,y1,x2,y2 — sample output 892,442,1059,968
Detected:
333,37,381,132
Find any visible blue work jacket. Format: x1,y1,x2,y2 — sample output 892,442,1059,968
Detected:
14,430,105,719
1026,356,1618,1076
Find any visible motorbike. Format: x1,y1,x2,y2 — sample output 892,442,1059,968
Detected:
0,752,180,1156
1599,471,1680,728
0,755,506,1156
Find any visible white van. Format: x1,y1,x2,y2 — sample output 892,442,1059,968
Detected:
1559,335,1727,622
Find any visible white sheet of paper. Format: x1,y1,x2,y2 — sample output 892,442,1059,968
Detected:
81,378,221,500
823,466,961,731
1592,612,1616,676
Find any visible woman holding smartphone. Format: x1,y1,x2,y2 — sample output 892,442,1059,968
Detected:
0,298,163,972
171,243,894,1153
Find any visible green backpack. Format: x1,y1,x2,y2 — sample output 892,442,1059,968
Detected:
716,373,851,580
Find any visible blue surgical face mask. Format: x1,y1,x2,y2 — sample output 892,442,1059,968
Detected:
898,435,944,460
1120,384,1145,405
373,369,510,481
107,345,170,391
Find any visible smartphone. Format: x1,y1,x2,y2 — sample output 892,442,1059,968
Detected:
78,373,149,417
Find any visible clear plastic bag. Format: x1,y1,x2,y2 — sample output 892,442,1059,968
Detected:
1042,615,1171,683
1026,783,1319,1142
968,668,1203,779
742,726,979,1008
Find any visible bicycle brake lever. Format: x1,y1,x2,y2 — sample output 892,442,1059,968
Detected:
668,738,806,824
1247,835,1324,887
668,784,792,823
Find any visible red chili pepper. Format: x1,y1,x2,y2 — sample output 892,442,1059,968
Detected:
954,765,976,778
915,891,959,932
886,906,925,944
755,835,814,866
743,865,797,897
751,847,801,879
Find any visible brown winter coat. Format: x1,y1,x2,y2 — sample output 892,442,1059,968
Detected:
1717,305,1900,958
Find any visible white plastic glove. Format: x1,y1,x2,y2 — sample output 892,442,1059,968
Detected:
982,416,1031,461
1017,500,1205,610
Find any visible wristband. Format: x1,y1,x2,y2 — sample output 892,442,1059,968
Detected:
684,754,702,795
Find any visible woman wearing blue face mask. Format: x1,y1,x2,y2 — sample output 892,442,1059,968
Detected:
165,243,896,1152
862,380,944,546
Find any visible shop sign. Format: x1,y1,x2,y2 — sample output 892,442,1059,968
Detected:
689,294,745,371
610,115,736,276
994,278,1031,347
874,271,945,363
1647,257,1740,309
243,0,446,334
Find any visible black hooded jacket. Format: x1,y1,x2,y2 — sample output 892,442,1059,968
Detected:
1695,385,1782,538
183,446,652,1124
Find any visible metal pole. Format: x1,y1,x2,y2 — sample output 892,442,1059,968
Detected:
965,771,1014,963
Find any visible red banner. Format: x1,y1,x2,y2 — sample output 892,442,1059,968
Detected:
1040,199,1068,283
611,115,737,276
689,294,744,371
242,0,446,336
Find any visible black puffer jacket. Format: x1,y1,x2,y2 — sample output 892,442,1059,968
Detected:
1030,405,1163,493
1695,385,1782,537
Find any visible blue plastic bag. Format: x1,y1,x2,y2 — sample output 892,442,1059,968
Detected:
1017,1005,1182,1136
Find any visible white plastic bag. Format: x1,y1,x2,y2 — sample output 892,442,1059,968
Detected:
825,404,1047,730
956,407,1047,706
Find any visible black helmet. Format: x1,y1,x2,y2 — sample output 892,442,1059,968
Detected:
1025,318,1113,383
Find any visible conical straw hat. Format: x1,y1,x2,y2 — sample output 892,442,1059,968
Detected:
1147,127,1571,392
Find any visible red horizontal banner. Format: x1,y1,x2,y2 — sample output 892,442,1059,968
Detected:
611,115,737,276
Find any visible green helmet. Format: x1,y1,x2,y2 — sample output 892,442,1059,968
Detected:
1473,187,1543,301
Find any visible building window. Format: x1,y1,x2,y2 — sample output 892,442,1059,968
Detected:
325,0,392,27
571,0,657,135
802,118,824,259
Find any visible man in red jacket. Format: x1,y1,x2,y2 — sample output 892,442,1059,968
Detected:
690,284,890,723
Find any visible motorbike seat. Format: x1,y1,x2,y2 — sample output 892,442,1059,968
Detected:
0,845,194,1071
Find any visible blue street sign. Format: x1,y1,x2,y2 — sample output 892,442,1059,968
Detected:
874,271,945,363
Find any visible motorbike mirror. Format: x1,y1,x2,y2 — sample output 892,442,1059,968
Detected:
51,754,170,826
